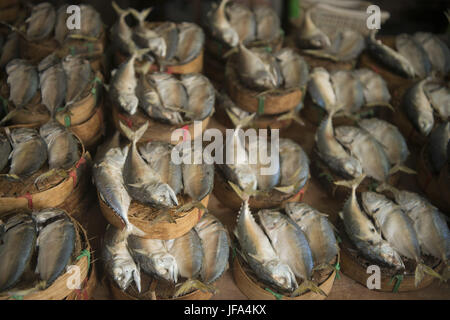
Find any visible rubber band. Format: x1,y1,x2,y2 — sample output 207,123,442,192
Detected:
288,0,300,19
76,249,91,273
257,96,265,115
295,187,306,201
10,295,23,300
19,192,33,209
389,274,403,293
265,46,272,53
264,288,283,300
166,66,173,74
69,157,86,187
334,262,341,280
118,113,133,128
371,65,381,74
182,125,189,141
69,46,76,56
64,115,71,127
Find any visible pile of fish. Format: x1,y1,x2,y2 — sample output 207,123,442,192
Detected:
296,7,365,62
25,2,103,43
207,0,281,48
102,213,229,296
109,50,215,123
403,78,449,136
234,200,338,296
93,128,214,234
219,132,309,197
111,2,204,66
0,209,77,293
3,53,94,124
336,176,448,286
308,67,391,115
367,30,450,78
237,44,309,91
315,115,413,181
427,121,449,173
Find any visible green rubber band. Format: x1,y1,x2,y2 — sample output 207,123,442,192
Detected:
64,115,71,127
86,42,94,53
231,247,237,262
76,249,91,272
265,46,272,53
257,96,265,115
334,262,341,280
389,274,403,293
92,76,102,84
264,288,283,300
10,295,23,300
69,46,76,56
288,0,300,19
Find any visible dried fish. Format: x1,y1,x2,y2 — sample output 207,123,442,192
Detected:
395,34,432,78
403,78,434,136
275,48,309,89
26,2,56,41
253,5,280,42
180,73,215,120
226,2,256,43
175,22,204,64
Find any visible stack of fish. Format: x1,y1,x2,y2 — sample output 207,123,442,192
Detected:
403,78,449,137
367,30,450,78
235,200,338,296
93,128,214,234
109,50,215,124
206,0,281,48
336,176,448,286
315,115,413,182
102,213,229,297
25,2,102,43
111,2,204,66
0,208,77,293
308,67,392,115
219,133,309,198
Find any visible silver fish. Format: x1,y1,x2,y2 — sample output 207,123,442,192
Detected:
335,126,391,182
247,136,280,191
0,32,19,68
62,55,93,107
8,128,48,178
128,234,178,282
330,70,364,113
120,122,178,208
194,213,229,284
34,209,76,288
403,78,434,136
139,141,183,195
54,5,69,45
424,81,450,121
367,30,416,78
275,48,309,89
358,118,409,166
180,73,215,121
253,5,280,42
235,200,298,292
182,146,214,202
153,22,179,61
175,22,204,64
428,122,450,173
26,2,56,41
297,8,330,49
285,203,338,267
38,55,67,117
6,59,39,109
278,138,309,192
353,68,391,106
67,4,102,39
413,32,450,76
0,133,11,172
226,2,256,43
210,0,239,47
308,67,336,112
395,34,432,78
111,1,136,55
102,225,141,292
0,214,36,292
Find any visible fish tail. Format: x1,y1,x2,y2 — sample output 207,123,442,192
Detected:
334,174,366,192
388,164,417,175
133,268,142,293
291,280,327,297
174,279,216,298
276,110,305,126
375,182,399,195
131,47,152,60
0,108,19,125
119,121,148,144
225,108,255,128
111,1,130,17
228,181,250,201
415,263,442,287
129,7,153,25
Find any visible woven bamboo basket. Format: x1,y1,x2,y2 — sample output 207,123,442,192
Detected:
339,221,444,292
98,193,209,240
213,170,308,211
111,103,211,145
225,56,304,115
0,213,91,300
70,102,104,150
0,4,20,23
0,125,88,215
65,247,97,301
232,253,337,300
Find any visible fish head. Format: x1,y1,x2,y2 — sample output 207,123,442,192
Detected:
309,33,332,49
154,253,178,283
340,157,363,178
146,183,179,207
379,242,405,270
222,28,239,47
258,210,285,233
418,117,434,136
334,126,359,145
265,260,297,292
113,263,140,291
118,93,139,115
254,70,277,90
361,191,389,216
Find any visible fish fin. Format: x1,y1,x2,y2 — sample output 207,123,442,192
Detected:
228,181,250,201
111,1,130,17
291,280,327,297
133,268,142,293
276,110,305,126
0,173,21,182
375,182,399,195
388,164,417,175
338,211,344,220
274,185,296,194
119,121,149,144
174,279,216,298
416,263,443,287
129,224,147,237
129,7,153,25
334,174,366,191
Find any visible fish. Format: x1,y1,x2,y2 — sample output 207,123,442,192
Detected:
175,22,205,64
277,138,309,193
0,133,11,172
234,200,298,292
26,2,56,41
0,214,36,292
296,8,330,49
153,22,179,61
358,118,410,166
217,90,255,128
5,59,39,110
38,54,67,117
424,81,450,121
315,111,362,179
335,126,391,182
120,121,178,208
275,48,309,89
111,1,136,55
39,120,79,170
128,234,178,282
330,70,365,113
237,43,281,90
7,128,48,179
54,4,69,44
366,30,416,78
138,141,183,195
62,55,93,107
395,34,432,78
182,146,214,202
67,4,102,39
413,32,450,76
353,68,391,106
428,122,450,173
308,67,336,112
285,203,338,268
210,0,239,47
0,32,20,68
362,190,442,285
102,225,141,292
335,175,405,269
258,209,325,296
94,131,121,164
194,213,229,284
253,5,280,42
403,78,435,136
34,209,76,288
180,73,215,120
226,2,256,44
